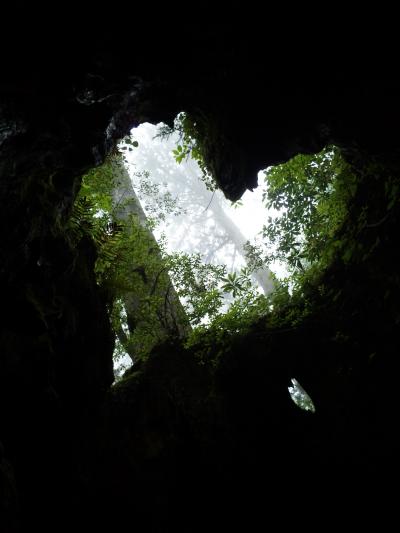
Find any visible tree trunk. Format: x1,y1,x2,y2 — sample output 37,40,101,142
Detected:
110,156,190,362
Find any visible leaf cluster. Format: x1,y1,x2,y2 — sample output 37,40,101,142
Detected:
261,146,354,274
164,112,217,192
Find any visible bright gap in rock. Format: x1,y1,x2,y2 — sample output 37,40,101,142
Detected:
288,378,316,413
75,119,349,381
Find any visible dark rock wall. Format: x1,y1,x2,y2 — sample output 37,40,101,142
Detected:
1,16,400,531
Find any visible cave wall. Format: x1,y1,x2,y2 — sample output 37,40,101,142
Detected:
1,15,400,531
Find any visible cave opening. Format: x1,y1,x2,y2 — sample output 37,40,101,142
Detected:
72,111,360,418
76,127,335,366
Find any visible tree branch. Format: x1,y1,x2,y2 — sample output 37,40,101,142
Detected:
203,190,215,212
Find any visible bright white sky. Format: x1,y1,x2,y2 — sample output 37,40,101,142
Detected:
122,122,287,280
